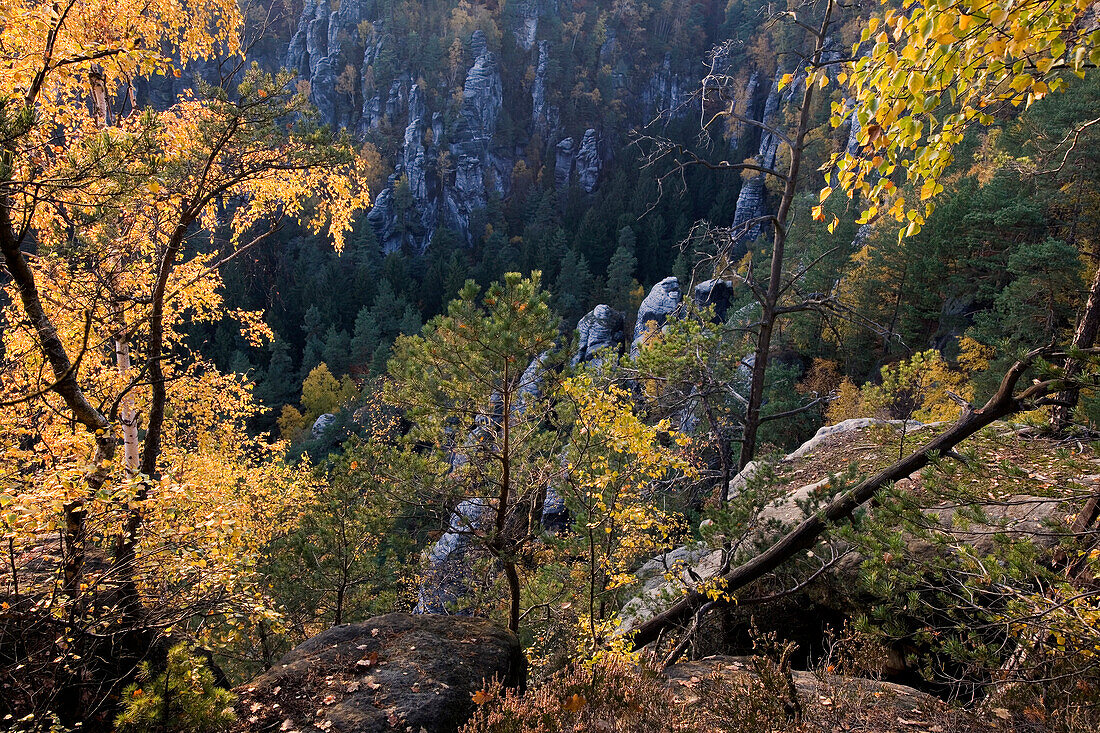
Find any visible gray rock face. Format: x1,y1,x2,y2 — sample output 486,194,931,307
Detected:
365,176,398,251
358,26,387,133
554,137,575,189
726,72,761,151
236,613,524,733
632,277,683,355
376,83,439,253
415,499,490,614
512,0,540,51
441,34,504,241
284,0,363,127
572,304,626,367
730,69,785,253
285,0,319,78
642,52,693,121
311,413,336,439
532,41,556,137
470,28,489,60
693,279,735,321
576,128,602,193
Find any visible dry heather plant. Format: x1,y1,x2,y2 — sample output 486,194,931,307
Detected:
461,653,804,733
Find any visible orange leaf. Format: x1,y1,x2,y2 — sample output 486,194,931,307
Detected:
562,693,587,712
471,689,492,705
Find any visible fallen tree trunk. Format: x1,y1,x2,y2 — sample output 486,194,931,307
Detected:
630,348,1078,650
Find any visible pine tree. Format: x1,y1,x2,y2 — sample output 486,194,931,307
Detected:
259,338,298,408
398,304,422,336
301,305,326,376
371,280,406,337
351,308,381,367
554,250,596,325
322,326,352,375
605,227,639,314
386,273,562,631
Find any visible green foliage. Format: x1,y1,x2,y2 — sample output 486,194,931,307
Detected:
841,443,1100,729
604,228,639,315
386,272,563,628
263,443,408,633
387,272,560,439
115,645,235,733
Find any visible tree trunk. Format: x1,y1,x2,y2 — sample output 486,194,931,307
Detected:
114,335,141,474
1051,243,1100,430
631,351,1060,650
1,203,116,598
739,2,831,469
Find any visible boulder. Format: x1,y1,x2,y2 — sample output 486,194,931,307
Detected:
572,304,626,367
311,413,336,439
235,614,524,733
631,276,682,355
664,656,969,732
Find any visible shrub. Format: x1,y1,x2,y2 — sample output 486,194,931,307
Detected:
115,645,235,733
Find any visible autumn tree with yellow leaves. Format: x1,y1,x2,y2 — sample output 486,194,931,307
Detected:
0,0,369,725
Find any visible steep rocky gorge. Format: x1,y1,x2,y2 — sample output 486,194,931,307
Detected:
254,0,783,254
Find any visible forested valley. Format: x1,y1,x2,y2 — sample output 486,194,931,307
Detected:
4,0,1100,731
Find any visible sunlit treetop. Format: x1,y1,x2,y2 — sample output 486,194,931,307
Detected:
1,0,240,111
819,0,1100,239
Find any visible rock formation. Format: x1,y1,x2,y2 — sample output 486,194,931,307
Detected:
575,128,602,193
693,278,735,321
572,304,626,367
554,136,575,189
619,418,1074,638
311,412,336,439
631,276,683,355
235,613,524,733
532,41,556,137
729,69,785,254
415,498,490,615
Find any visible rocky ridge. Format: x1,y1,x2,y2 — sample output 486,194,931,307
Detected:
235,613,523,733
267,2,785,253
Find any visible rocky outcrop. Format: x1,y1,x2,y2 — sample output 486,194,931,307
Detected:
284,0,364,128
693,278,735,321
272,3,791,250
415,499,490,614
576,128,602,193
664,657,968,732
554,136,575,189
442,31,504,243
311,413,336,439
642,52,694,121
631,277,683,355
532,41,556,137
729,69,785,253
620,418,1079,637
235,613,524,733
511,0,540,51
572,304,626,366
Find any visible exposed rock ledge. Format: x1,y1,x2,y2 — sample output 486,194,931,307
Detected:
665,656,978,732
620,418,1078,634
235,613,524,733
